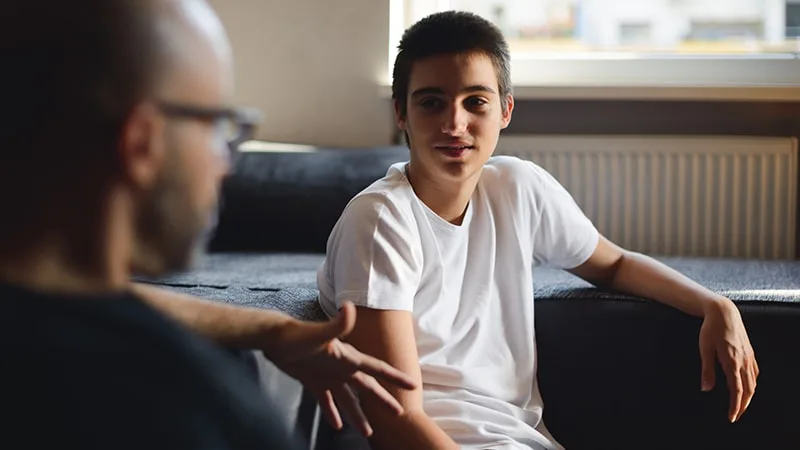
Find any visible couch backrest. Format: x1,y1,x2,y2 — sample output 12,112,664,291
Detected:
209,146,410,253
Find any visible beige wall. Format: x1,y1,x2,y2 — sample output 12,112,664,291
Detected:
208,0,396,147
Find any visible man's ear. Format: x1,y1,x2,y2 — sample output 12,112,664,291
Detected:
118,102,166,190
393,99,407,131
500,94,514,130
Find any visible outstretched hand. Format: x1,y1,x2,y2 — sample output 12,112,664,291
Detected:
266,302,417,437
699,298,759,423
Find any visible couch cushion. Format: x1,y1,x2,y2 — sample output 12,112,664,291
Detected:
153,284,327,322
154,253,324,291
533,257,800,302
142,254,800,322
209,146,410,253
145,253,800,307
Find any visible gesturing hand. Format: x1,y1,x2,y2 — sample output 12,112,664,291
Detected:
266,302,417,437
699,298,759,423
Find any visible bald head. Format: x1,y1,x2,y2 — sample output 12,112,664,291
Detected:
152,0,234,101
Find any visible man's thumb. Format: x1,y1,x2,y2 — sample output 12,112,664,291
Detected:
305,302,357,345
700,342,716,392
334,302,357,338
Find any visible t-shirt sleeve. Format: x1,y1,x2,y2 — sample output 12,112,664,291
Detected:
322,193,422,312
526,161,599,269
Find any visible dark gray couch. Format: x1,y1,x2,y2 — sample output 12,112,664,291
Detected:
147,146,800,450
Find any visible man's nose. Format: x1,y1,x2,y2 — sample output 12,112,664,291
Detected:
441,104,468,136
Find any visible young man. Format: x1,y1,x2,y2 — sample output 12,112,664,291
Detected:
1,0,414,447
317,11,759,450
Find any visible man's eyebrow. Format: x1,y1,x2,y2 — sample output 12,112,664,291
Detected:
463,85,496,94
410,85,497,97
410,87,445,97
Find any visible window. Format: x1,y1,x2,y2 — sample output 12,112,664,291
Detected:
390,0,800,96
787,4,800,38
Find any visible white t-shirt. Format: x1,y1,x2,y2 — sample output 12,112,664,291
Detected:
317,156,599,450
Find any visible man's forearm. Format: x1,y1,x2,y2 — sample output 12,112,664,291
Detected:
131,282,292,349
607,251,728,317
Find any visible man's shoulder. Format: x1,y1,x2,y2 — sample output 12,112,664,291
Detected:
484,155,544,176
356,160,413,196
482,155,549,191
340,165,416,226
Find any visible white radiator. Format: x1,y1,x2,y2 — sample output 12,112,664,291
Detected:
495,135,798,259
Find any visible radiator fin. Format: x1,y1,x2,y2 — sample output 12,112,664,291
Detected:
495,136,798,259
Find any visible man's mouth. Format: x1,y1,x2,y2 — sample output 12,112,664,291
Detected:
434,144,475,157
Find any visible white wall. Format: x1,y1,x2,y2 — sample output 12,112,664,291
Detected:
208,0,396,147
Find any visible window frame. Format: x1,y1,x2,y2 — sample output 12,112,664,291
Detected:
388,0,800,101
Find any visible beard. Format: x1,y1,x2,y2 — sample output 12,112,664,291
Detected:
130,149,218,278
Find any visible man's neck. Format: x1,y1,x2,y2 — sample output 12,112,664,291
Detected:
0,248,126,296
406,162,480,226
0,195,132,296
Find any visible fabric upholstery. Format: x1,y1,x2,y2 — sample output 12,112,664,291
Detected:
209,147,410,253
145,253,800,306
142,253,800,449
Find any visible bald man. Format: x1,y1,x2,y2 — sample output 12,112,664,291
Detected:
0,0,413,448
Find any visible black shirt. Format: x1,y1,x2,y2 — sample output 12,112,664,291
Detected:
0,281,302,449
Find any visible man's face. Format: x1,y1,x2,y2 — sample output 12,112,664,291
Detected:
396,51,513,184
131,0,234,275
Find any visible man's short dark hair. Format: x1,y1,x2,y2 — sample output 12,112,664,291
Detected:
391,10,512,118
0,0,163,260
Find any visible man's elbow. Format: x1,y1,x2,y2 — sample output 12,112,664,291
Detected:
571,249,628,289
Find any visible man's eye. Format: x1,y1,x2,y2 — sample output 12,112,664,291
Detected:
465,97,488,108
420,98,443,109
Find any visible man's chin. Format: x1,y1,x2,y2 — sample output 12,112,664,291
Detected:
167,216,218,274
130,229,210,279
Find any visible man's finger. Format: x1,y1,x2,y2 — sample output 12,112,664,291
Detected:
737,365,756,421
727,368,744,423
341,343,417,390
315,390,343,430
333,384,372,437
699,339,716,392
351,371,404,415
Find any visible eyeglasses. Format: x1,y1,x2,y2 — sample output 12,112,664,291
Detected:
156,101,263,163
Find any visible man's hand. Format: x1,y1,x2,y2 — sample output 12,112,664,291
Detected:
699,298,759,423
264,302,417,437
132,284,417,436
568,239,760,423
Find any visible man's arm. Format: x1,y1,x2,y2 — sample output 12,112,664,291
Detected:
567,236,759,423
567,236,725,317
132,283,290,349
344,306,459,450
131,283,417,437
